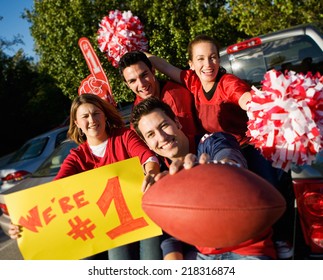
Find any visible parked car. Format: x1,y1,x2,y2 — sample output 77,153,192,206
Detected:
219,23,323,259
219,23,322,88
291,151,323,259
0,126,68,192
118,102,133,127
0,152,15,169
0,139,78,236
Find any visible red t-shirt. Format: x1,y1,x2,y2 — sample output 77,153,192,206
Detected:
181,70,250,146
55,127,155,180
197,229,277,259
134,80,203,152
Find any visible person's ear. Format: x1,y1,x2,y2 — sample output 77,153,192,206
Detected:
124,80,131,89
175,118,182,129
188,60,194,70
74,120,80,128
151,67,157,82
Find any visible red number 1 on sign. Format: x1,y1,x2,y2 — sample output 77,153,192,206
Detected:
97,176,148,239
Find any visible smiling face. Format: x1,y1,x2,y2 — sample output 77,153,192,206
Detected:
74,103,108,145
138,109,189,161
189,41,220,91
122,61,159,100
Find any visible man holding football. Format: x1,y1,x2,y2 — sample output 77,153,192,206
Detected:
131,96,278,260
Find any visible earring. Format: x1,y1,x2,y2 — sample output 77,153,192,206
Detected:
78,128,84,136
176,119,182,129
106,120,111,130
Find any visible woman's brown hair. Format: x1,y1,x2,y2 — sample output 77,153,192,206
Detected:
68,93,124,144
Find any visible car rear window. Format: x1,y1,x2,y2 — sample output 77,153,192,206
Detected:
34,141,78,177
264,35,322,74
55,130,68,148
221,34,323,87
8,137,49,163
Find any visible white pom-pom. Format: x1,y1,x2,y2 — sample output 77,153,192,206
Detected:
97,10,148,68
247,69,323,171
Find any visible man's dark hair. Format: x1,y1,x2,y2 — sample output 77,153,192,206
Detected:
118,51,153,81
131,96,176,139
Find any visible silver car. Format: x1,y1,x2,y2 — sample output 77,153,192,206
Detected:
0,139,78,236
0,126,68,191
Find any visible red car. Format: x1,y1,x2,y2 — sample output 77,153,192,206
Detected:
220,23,323,259
292,151,323,259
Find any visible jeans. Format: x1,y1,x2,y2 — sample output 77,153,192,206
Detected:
197,252,271,260
108,236,162,260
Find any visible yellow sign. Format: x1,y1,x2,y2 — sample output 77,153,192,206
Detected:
4,157,162,260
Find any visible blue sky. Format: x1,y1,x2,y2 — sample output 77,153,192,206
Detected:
0,0,36,59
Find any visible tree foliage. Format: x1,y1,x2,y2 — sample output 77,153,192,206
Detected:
25,0,321,103
219,0,322,38
0,48,70,156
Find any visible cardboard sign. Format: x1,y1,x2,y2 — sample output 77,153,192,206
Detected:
4,157,162,260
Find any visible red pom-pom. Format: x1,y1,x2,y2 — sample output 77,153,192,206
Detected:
97,10,148,68
247,69,323,171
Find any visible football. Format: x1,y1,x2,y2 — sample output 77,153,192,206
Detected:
142,163,286,248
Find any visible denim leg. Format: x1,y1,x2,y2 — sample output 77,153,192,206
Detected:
108,244,133,260
140,236,162,260
222,252,271,260
197,252,271,260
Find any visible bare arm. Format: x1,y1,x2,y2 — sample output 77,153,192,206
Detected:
144,161,160,177
239,91,252,110
145,52,182,84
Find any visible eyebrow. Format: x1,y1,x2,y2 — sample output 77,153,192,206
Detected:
126,70,149,84
145,119,169,136
196,50,217,56
79,108,101,116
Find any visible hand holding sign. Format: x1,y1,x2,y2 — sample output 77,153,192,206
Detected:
4,158,161,260
78,37,116,106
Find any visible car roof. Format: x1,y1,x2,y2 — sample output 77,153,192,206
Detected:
219,23,323,56
24,126,69,142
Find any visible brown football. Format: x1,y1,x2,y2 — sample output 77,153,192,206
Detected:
142,164,286,248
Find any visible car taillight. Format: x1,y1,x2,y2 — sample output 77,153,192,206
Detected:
303,192,323,217
310,224,323,249
0,202,9,215
227,37,262,54
2,170,31,183
293,180,323,253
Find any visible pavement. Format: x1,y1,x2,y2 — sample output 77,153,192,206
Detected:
0,226,23,260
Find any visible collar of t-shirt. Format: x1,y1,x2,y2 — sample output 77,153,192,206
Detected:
89,139,108,158
202,67,226,101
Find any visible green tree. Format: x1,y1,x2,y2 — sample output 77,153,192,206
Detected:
0,15,71,156
0,48,70,156
26,0,321,103
25,0,130,102
26,0,232,102
217,0,322,39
